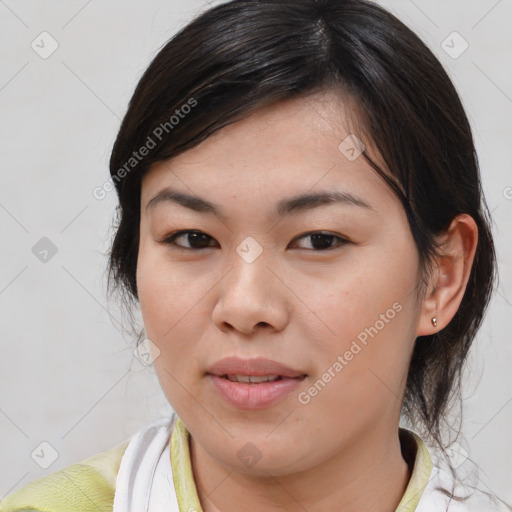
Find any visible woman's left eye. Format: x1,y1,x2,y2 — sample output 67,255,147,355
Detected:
160,230,349,252
290,232,349,251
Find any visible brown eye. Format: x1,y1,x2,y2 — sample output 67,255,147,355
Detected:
162,230,217,250
290,232,349,251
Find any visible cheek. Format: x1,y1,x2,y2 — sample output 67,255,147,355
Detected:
137,232,197,329
137,256,175,335
137,255,202,410
136,244,214,382
298,240,419,407
137,244,188,353
302,243,418,345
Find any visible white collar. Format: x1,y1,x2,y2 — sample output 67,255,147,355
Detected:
113,414,509,512
113,416,179,512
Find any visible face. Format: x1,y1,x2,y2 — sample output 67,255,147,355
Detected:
137,89,424,475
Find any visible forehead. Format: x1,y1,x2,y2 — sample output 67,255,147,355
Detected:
141,90,396,214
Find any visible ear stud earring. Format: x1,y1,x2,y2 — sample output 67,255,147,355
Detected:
431,317,437,327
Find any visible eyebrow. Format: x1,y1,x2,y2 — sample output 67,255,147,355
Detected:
145,188,376,219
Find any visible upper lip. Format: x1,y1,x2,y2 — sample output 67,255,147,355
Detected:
206,356,307,378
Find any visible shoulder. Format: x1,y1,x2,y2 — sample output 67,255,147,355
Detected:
0,440,129,512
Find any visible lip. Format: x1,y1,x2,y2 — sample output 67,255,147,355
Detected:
206,356,306,378
206,356,307,410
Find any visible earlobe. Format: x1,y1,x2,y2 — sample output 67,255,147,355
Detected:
417,213,479,336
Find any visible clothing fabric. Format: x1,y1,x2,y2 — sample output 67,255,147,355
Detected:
0,438,128,511
1,414,509,512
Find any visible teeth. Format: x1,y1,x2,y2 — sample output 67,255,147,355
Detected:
226,374,281,383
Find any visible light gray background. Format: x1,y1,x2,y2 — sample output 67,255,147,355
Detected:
1,0,511,503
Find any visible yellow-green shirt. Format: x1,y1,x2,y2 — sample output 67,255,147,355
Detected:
0,416,493,512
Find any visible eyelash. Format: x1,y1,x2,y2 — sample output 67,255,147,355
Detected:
160,230,350,252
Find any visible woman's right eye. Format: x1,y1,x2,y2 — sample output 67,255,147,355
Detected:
162,230,218,251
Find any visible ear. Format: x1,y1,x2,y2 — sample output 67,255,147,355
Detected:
417,213,479,336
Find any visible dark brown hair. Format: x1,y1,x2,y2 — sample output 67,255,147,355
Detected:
107,0,497,457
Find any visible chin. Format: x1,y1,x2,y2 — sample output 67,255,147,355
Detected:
212,435,308,477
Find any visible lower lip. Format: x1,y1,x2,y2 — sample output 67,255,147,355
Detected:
208,374,305,410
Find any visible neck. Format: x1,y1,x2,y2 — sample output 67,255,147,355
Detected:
189,425,412,512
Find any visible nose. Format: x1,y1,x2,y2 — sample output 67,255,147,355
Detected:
211,246,290,336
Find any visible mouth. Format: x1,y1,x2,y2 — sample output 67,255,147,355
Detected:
206,356,307,379
207,373,307,410
205,357,307,409
215,374,306,383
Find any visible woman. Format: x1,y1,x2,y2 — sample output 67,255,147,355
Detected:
1,0,510,511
